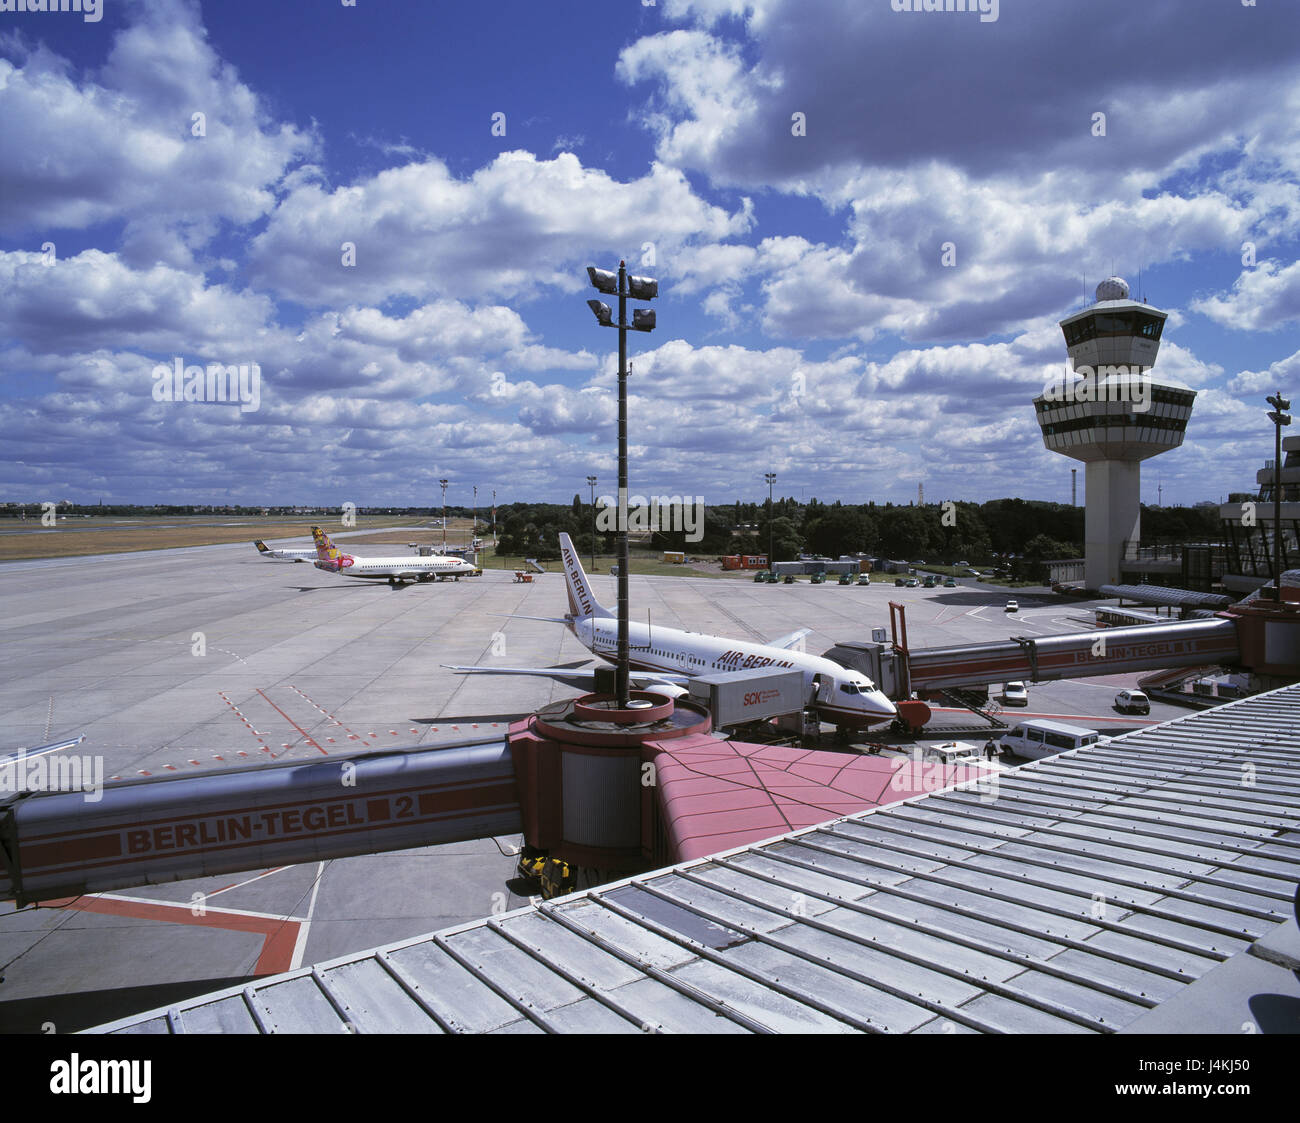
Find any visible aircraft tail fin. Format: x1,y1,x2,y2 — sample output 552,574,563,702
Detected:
311,526,343,567
558,532,611,620
254,540,270,553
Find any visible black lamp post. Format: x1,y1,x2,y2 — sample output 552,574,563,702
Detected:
586,261,657,708
439,478,448,553
587,474,598,572
764,472,776,569
1267,391,1291,594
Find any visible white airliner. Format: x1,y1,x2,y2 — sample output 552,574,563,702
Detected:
253,539,317,563
447,533,896,729
311,526,481,586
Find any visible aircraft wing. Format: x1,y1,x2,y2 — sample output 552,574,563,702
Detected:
443,664,691,689
766,627,811,651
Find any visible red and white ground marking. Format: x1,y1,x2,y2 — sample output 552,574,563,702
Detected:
218,690,270,752
44,891,306,976
255,687,328,755
289,685,368,747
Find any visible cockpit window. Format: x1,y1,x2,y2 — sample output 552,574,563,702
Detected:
839,684,860,695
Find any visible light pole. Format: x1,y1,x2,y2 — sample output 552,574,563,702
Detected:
587,474,598,572
764,472,776,569
492,489,497,550
1267,391,1291,594
472,485,477,556
439,478,448,553
587,261,657,708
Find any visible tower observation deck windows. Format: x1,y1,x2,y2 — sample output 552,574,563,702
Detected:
1040,414,1188,437
1061,311,1164,346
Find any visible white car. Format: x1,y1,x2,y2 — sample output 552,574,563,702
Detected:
1004,599,1018,612
1002,681,1028,706
1114,689,1150,715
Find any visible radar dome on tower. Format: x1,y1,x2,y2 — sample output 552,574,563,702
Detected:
1096,276,1130,302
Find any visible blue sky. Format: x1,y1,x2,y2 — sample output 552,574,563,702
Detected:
2,0,1298,510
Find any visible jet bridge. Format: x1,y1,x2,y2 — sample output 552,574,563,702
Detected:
0,738,520,906
906,617,1241,694
825,614,1242,701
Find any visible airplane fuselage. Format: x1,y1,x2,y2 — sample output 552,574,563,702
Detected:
314,554,480,581
573,615,894,727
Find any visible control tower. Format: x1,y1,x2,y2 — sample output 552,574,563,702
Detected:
1033,277,1196,591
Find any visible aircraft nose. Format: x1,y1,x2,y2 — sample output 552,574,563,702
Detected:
866,690,896,718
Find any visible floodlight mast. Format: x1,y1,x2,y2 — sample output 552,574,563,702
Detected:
1268,391,1292,594
586,258,657,708
616,262,630,708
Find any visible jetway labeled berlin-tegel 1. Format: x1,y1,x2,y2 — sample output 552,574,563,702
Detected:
826,583,1300,730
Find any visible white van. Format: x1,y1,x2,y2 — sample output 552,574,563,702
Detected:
996,718,1105,761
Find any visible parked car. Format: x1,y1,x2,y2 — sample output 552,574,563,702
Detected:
944,577,958,587
894,577,907,586
905,577,920,588
1114,689,1151,715
957,560,969,567
1002,681,1029,706
922,575,937,588
1004,599,1018,612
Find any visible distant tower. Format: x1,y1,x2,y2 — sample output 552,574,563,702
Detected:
917,482,924,506
1033,277,1195,590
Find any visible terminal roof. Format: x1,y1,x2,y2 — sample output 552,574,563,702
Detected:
96,686,1300,1035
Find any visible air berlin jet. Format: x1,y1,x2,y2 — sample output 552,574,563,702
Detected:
447,532,896,730
311,526,481,587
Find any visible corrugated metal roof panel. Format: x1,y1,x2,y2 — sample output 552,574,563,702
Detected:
91,683,1300,1035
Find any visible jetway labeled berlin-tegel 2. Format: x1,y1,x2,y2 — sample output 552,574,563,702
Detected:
0,739,521,906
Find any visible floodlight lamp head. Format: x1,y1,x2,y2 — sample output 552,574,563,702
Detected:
587,299,613,326
631,308,656,332
587,266,618,295
627,275,659,300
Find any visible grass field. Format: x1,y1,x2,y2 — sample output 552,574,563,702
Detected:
0,515,439,561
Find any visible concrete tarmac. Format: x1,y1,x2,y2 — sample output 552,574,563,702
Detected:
0,545,1183,1031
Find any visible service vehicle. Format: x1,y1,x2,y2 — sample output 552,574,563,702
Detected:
1114,688,1151,714
996,719,1104,761
1005,599,1018,612
1001,681,1029,706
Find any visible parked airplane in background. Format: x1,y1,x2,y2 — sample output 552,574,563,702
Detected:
311,527,481,587
448,533,896,730
253,539,317,563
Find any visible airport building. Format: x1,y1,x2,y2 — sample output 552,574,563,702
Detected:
1218,435,1300,594
1034,277,1196,591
